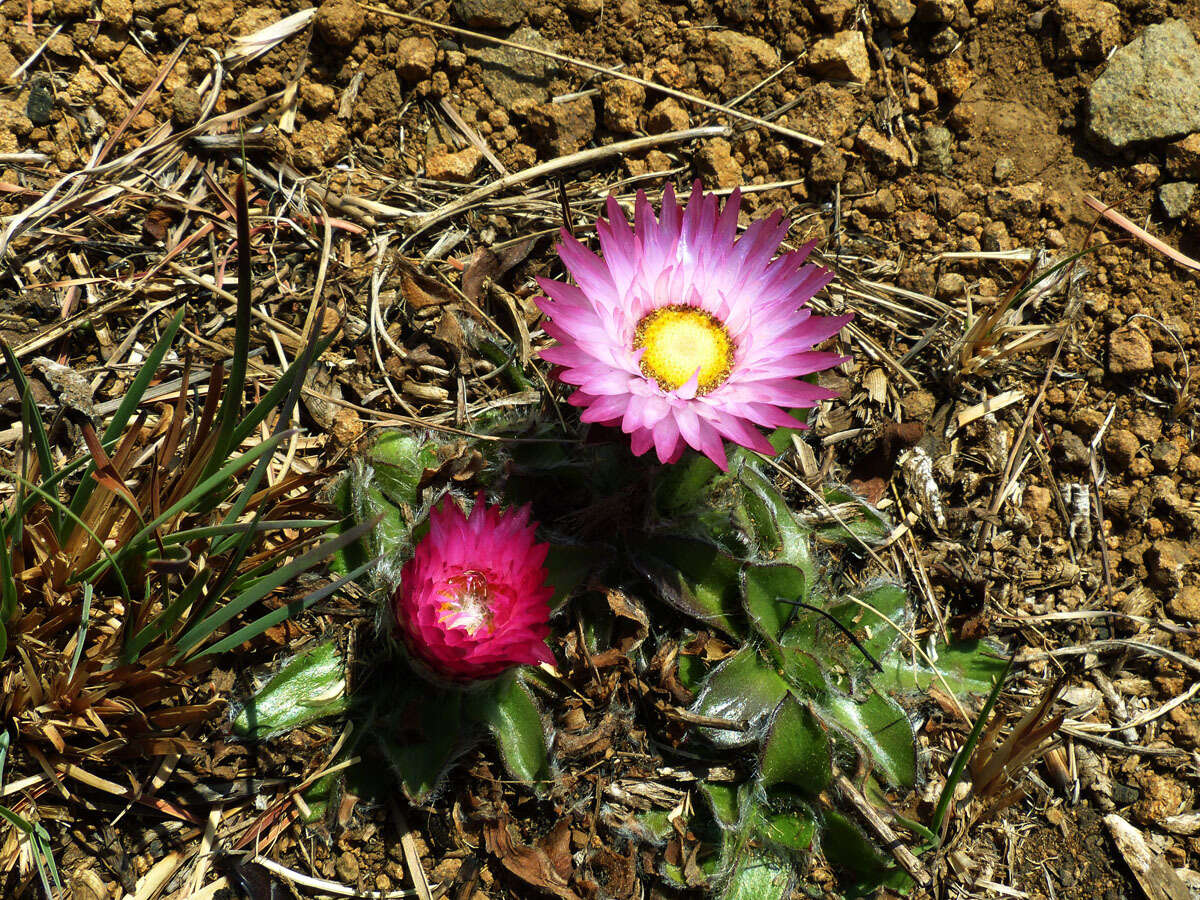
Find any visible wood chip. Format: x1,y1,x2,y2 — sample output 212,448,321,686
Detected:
1104,813,1190,900
956,389,1025,428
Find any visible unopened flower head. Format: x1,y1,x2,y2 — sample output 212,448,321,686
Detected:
536,182,850,471
393,497,554,683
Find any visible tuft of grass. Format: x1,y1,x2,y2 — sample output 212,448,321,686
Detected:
0,178,365,777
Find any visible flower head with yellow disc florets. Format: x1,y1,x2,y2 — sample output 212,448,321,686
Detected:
536,182,851,471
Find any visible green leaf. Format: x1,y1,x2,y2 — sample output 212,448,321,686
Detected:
746,796,818,855
734,465,814,582
720,851,792,900
470,673,549,787
123,569,211,663
932,654,1012,836
734,482,780,558
64,307,186,538
758,695,831,796
812,487,892,547
0,527,16,627
226,328,340,451
655,450,722,517
636,535,744,637
633,809,675,844
544,542,601,610
362,484,412,561
367,431,439,510
675,651,707,691
691,646,790,748
0,340,57,532
172,516,378,658
876,639,1009,698
826,581,910,667
777,644,830,697
699,781,741,830
820,688,916,790
821,809,913,898
742,563,806,644
376,689,467,804
68,584,91,680
209,176,253,467
201,560,374,657
233,639,347,739
108,430,292,572
324,474,365,578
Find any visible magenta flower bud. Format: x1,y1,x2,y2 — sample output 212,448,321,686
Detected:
392,497,554,683
536,182,851,471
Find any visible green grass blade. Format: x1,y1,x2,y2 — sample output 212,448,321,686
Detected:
64,307,186,539
206,287,333,598
0,340,58,533
226,329,338,453
160,520,338,547
0,524,16,626
930,655,1013,839
199,558,375,657
3,437,120,544
122,568,211,664
173,516,378,659
105,429,293,570
0,805,62,896
212,291,334,565
68,583,92,680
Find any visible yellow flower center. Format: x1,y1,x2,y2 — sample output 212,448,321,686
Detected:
437,570,494,636
633,305,734,394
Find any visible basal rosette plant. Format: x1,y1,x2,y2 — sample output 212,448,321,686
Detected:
487,416,1006,897
637,448,1006,897
236,432,566,808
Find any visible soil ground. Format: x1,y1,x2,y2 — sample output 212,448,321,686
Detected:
1,0,1200,897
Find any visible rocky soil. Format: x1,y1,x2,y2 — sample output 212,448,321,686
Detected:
3,0,1200,897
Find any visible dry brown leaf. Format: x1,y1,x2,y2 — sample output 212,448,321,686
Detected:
482,817,581,900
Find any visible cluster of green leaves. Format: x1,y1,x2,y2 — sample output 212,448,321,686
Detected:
639,449,1005,897
237,430,599,813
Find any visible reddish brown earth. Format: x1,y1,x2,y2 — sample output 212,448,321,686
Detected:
2,0,1200,897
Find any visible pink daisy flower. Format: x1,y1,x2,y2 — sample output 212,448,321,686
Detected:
393,497,554,683
535,183,851,471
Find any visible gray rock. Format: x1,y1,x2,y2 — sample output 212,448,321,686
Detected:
454,0,525,28
26,77,53,126
916,124,953,174
1159,181,1197,218
1087,19,1200,152
470,27,557,108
